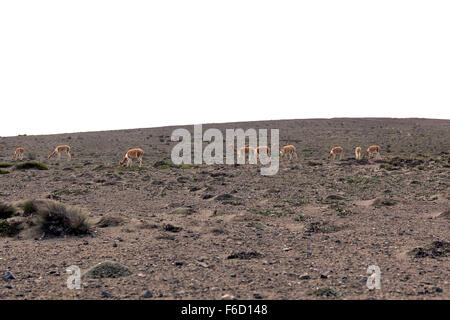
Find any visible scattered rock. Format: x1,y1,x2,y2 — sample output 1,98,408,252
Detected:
299,274,311,280
163,224,182,233
2,271,16,281
227,251,262,260
221,294,236,300
253,292,263,299
215,194,237,202
142,290,153,298
197,261,209,268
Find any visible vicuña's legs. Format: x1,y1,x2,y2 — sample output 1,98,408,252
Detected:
57,152,61,160
67,151,71,161
139,156,143,167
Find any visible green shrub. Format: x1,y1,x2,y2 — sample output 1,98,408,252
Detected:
0,163,12,168
15,162,48,170
0,220,23,237
0,202,17,219
0,169,9,174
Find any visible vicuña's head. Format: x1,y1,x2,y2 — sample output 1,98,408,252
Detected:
119,158,126,166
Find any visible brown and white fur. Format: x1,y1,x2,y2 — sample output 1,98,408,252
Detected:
279,145,298,160
119,148,144,167
362,145,381,160
48,145,71,161
328,146,343,160
355,146,362,160
13,147,24,161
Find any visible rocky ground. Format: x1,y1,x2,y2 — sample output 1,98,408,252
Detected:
0,118,449,299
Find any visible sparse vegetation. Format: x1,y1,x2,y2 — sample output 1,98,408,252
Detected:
372,198,397,207
0,163,12,168
314,287,340,297
0,220,23,237
336,207,353,217
305,221,342,233
15,162,48,170
0,201,17,219
408,241,450,258
96,216,124,228
15,199,91,237
36,200,91,236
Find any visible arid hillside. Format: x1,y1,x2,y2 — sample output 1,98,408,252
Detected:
0,118,449,299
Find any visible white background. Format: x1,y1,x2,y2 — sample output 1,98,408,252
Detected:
1,1,449,137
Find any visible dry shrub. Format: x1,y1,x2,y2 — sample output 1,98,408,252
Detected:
20,199,91,237
0,201,17,219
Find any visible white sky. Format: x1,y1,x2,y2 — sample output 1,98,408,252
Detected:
1,1,449,137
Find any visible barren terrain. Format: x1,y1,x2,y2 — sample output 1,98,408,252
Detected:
0,118,449,300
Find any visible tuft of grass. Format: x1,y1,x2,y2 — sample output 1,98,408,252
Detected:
96,216,124,228
314,287,340,297
83,261,132,279
181,164,199,169
21,199,91,236
379,164,399,171
251,209,283,217
0,220,23,237
408,241,450,258
0,201,17,219
372,198,397,207
153,160,173,169
0,169,9,174
305,221,342,233
15,162,48,170
157,164,171,169
0,163,12,168
20,199,39,216
336,207,353,217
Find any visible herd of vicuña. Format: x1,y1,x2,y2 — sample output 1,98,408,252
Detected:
11,144,381,168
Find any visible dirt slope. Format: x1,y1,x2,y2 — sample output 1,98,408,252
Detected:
0,118,449,299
